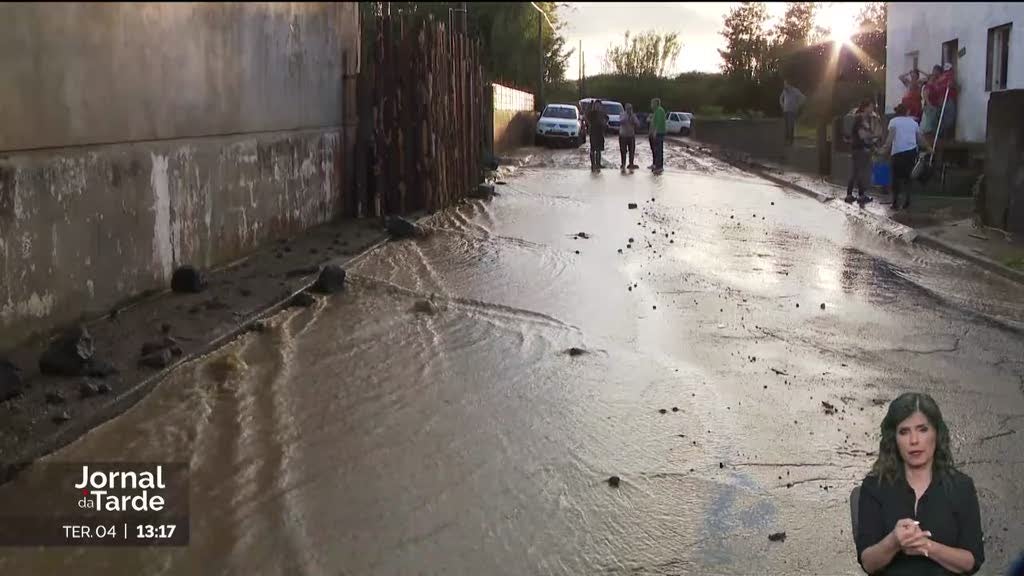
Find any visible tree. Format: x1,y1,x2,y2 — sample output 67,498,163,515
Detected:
853,2,886,76
718,2,770,82
602,30,682,77
361,2,574,92
772,2,817,49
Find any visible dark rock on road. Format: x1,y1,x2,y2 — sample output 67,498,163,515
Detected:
768,532,787,542
386,216,424,240
607,476,621,488
566,347,587,357
313,265,347,294
171,265,207,293
289,292,317,308
412,300,438,315
39,325,95,376
139,348,174,370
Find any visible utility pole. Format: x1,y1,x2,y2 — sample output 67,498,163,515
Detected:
578,40,582,101
537,10,543,111
581,49,585,99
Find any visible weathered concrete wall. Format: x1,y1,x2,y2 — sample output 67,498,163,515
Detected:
0,3,358,151
984,90,1024,232
0,129,354,348
692,119,787,162
493,84,536,154
0,3,359,349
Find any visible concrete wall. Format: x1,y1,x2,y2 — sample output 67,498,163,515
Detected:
0,3,359,349
984,90,1024,232
886,3,1024,143
692,119,787,162
492,84,537,154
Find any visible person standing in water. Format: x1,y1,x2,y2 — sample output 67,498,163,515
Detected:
845,99,878,205
587,99,607,172
619,103,639,171
650,98,667,174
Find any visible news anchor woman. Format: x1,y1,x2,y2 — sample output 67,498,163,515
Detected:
856,392,984,575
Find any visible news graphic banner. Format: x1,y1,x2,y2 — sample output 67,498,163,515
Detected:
0,462,189,546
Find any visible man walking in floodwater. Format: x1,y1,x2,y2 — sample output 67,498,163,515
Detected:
650,98,666,174
780,79,806,146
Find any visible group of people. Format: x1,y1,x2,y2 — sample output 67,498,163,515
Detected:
585,98,667,175
898,63,959,142
843,97,935,210
843,92,938,210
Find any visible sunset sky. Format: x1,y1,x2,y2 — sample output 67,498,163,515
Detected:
558,2,866,78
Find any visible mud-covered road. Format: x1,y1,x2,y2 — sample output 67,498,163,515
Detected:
2,139,1022,575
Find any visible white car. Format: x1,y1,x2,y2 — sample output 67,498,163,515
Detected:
536,104,584,147
579,98,624,134
601,101,625,134
666,111,693,135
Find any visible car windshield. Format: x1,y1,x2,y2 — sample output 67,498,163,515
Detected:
543,107,577,119
601,103,623,115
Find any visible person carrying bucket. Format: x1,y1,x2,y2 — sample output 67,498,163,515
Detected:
845,99,879,205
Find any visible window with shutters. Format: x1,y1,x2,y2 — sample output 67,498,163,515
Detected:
987,23,1011,92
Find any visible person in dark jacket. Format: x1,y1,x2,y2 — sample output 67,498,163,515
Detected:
845,99,878,205
587,99,607,172
856,392,984,575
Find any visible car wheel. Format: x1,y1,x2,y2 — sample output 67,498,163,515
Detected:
535,135,544,147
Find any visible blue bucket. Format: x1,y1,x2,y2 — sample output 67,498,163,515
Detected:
872,161,890,186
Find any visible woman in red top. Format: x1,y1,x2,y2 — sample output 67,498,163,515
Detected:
933,64,958,139
898,69,924,123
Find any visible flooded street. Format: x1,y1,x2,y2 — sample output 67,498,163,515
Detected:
2,141,1022,575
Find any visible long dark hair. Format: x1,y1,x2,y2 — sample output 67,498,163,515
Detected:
869,392,955,485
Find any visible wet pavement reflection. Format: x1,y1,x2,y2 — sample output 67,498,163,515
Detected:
1,142,1022,575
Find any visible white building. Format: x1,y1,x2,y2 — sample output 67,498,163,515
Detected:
885,3,1024,143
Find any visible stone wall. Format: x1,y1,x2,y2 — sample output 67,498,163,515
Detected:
0,3,359,349
984,89,1024,232
691,119,787,162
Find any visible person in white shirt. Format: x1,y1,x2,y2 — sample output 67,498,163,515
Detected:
881,104,933,210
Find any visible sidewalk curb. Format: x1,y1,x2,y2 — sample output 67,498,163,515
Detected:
680,138,1024,285
1,221,402,485
915,233,1024,284
680,138,918,241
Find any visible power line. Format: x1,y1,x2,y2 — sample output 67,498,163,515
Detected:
529,2,555,31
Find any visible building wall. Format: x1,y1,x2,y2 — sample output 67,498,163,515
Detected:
492,84,537,154
0,3,359,349
885,3,1024,143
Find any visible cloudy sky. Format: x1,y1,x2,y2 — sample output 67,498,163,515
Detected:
558,2,865,78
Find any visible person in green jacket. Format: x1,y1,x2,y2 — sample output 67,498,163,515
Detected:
650,98,667,174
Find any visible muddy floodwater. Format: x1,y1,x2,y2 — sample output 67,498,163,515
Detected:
1,142,1022,575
